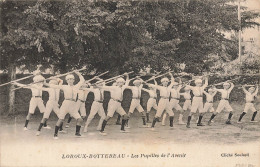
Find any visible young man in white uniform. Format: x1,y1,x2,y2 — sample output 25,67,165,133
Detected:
98,74,130,135
162,79,185,125
141,76,158,123
203,88,217,114
146,73,175,129
14,75,46,131
125,78,148,127
44,71,85,139
180,86,192,112
238,85,258,123
185,77,208,128
36,78,64,136
83,78,106,132
207,82,234,125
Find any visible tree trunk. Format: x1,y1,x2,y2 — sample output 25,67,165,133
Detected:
8,63,16,115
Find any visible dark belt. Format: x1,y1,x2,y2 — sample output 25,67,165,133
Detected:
171,98,180,100
33,96,42,98
185,99,191,100
207,101,213,103
194,96,203,97
246,101,254,103
221,98,229,100
150,97,157,99
160,96,169,99
78,99,85,103
112,98,122,103
65,98,76,102
94,100,103,103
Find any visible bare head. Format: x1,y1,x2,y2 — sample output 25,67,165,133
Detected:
195,79,202,87
65,74,75,86
223,82,230,90
161,78,169,87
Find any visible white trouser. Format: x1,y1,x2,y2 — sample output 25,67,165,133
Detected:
74,100,86,117
107,99,126,117
216,100,233,113
183,100,192,110
85,101,106,130
147,98,158,112
43,100,59,118
59,100,81,119
203,102,214,113
169,99,182,111
243,103,256,113
129,99,144,113
155,98,174,117
190,97,204,113
29,97,45,114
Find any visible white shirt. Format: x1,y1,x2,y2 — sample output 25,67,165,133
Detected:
203,91,216,102
102,80,129,101
126,85,143,98
180,91,191,100
244,87,258,102
87,87,104,101
77,90,89,101
170,86,182,99
30,85,43,97
46,88,60,101
49,75,84,101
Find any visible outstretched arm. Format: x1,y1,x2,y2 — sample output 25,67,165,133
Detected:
13,82,31,89
202,76,208,88
142,88,150,93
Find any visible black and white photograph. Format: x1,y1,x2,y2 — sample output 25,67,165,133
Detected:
0,0,260,166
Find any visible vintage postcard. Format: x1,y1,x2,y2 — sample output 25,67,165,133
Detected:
0,0,260,166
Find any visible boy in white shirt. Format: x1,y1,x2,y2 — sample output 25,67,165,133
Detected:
185,77,208,128
44,71,85,139
141,76,158,123
146,73,175,129
13,75,46,131
36,78,64,136
162,79,185,125
203,88,217,113
238,85,258,123
125,78,147,127
180,86,192,112
83,78,106,132
208,82,234,125
97,74,130,135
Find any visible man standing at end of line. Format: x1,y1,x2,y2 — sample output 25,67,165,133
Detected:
208,82,234,125
237,85,258,123
13,75,46,131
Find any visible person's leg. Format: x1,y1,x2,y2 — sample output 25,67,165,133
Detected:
97,105,106,131
197,101,206,126
225,101,234,124
151,100,165,128
84,102,98,132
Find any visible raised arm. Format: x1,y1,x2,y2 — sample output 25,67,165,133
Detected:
253,85,259,96
203,91,209,96
75,71,85,88
229,82,234,91
202,76,208,88
124,73,130,86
